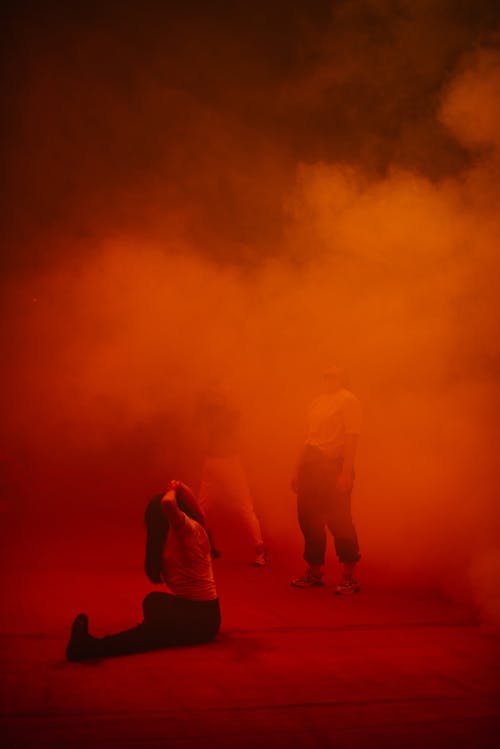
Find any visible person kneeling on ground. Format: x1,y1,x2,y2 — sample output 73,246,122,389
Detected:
66,480,221,661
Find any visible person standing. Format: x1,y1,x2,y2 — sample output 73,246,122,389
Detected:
291,366,362,594
195,384,267,567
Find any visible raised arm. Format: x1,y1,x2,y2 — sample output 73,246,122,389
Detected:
160,488,186,531
176,481,198,508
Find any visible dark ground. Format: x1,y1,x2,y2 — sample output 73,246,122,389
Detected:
0,523,498,749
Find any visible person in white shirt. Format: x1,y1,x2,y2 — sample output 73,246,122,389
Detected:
291,366,362,595
66,481,220,661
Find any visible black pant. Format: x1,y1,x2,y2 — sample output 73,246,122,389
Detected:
84,593,221,659
297,445,360,566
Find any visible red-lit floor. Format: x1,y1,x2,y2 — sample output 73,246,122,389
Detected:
0,534,499,749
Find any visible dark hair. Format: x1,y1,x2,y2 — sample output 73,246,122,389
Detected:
144,494,169,584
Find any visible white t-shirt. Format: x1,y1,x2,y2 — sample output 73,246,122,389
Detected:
162,515,218,601
305,388,362,459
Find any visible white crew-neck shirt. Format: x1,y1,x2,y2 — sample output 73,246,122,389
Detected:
306,388,362,459
161,514,218,601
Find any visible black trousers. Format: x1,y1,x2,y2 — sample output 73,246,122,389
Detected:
84,593,221,659
297,445,361,566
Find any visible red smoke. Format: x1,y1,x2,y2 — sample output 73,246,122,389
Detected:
1,2,499,628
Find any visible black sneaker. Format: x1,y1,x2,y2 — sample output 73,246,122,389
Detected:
291,570,325,588
66,613,90,661
253,549,269,567
335,576,360,595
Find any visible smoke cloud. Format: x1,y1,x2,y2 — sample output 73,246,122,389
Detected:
1,1,499,625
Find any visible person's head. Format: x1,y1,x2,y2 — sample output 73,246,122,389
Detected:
323,365,347,393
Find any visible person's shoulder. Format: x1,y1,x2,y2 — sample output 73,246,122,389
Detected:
340,389,361,405
184,515,208,540
189,520,211,553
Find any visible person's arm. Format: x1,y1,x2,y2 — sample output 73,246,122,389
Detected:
337,434,358,493
176,481,197,508
161,489,186,531
337,395,362,492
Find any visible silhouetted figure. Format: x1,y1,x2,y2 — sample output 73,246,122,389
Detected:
291,366,362,594
195,384,267,566
66,481,220,661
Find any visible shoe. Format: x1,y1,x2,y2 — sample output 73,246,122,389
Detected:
291,570,324,588
335,576,360,595
66,613,90,661
253,549,268,567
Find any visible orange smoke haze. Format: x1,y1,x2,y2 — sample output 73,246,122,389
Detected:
1,2,499,623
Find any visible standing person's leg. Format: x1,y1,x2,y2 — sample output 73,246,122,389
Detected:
198,459,222,557
325,469,361,594
217,455,266,565
230,457,266,565
198,459,215,518
291,455,327,587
